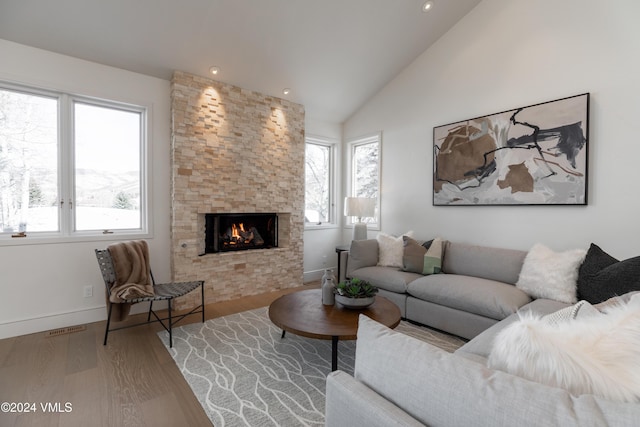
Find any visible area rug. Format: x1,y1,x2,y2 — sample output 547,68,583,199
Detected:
159,307,465,427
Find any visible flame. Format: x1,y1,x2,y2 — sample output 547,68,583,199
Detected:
231,223,245,239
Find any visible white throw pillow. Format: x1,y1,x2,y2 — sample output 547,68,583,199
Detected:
488,294,640,402
516,243,586,304
377,231,413,267
542,300,600,326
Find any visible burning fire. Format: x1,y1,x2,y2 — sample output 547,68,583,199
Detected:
231,223,244,240
228,223,254,245
221,221,264,249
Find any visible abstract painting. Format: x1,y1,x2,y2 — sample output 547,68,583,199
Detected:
433,93,589,205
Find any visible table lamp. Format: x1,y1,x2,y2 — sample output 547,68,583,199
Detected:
344,197,376,240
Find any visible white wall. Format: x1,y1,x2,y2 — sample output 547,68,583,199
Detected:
303,118,344,281
0,40,171,339
0,40,345,338
343,0,640,259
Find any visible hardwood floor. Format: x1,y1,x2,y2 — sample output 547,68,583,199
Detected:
0,283,319,427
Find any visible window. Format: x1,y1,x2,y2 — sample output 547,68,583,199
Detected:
347,133,380,228
0,82,148,242
0,88,58,234
74,102,143,231
305,136,336,227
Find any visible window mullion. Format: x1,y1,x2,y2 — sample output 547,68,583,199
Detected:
139,109,149,234
59,94,73,235
329,141,336,224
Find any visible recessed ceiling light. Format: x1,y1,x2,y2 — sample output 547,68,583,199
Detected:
422,1,434,12
283,88,291,95
209,66,220,75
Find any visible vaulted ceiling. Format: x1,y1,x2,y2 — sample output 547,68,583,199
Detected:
0,0,481,123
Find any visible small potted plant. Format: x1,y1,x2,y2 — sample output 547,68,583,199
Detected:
334,278,379,309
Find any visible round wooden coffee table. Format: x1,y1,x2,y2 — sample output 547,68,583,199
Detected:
268,289,401,371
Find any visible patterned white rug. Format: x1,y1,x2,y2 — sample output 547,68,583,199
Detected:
159,307,465,427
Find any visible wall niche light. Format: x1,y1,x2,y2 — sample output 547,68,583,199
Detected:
209,66,220,75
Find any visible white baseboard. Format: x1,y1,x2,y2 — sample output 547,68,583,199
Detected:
303,269,324,283
0,306,106,340
304,266,338,284
0,301,166,340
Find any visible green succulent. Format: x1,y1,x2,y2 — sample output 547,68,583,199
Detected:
335,278,379,298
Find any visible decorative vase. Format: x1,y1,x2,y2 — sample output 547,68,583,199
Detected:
321,268,336,285
322,269,336,305
335,295,375,309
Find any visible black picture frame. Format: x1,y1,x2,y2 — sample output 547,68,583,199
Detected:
433,93,589,206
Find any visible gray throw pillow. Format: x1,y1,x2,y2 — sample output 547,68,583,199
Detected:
346,239,379,277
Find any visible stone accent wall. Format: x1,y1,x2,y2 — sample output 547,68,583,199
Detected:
170,71,305,309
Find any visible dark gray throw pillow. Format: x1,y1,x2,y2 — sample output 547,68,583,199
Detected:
577,243,640,304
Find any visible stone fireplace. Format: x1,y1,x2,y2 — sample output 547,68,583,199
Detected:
170,71,305,309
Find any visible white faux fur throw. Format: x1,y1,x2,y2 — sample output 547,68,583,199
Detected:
488,294,640,402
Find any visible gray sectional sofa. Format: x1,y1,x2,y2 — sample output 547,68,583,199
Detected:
329,239,640,426
326,313,640,427
339,238,532,339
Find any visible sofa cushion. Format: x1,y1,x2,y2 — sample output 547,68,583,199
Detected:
346,239,378,278
355,315,640,427
407,274,531,320
442,241,526,285
325,371,424,427
516,243,586,304
350,266,421,294
577,243,640,304
455,298,569,361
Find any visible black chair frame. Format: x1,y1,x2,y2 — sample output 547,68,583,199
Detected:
95,249,205,347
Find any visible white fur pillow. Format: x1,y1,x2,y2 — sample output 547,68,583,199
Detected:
516,243,586,304
488,294,640,402
377,231,413,267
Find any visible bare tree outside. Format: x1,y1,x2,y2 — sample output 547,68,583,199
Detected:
305,142,331,224
352,141,379,223
0,88,58,233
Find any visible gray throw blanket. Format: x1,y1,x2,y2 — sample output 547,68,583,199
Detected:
107,240,155,321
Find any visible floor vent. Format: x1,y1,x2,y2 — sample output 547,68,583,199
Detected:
45,325,87,337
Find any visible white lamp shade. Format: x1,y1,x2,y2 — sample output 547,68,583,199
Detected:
344,197,376,219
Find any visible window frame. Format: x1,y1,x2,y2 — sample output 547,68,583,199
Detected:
346,132,381,230
304,135,338,229
0,81,151,246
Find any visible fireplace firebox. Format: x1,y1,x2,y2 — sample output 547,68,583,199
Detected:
205,213,278,253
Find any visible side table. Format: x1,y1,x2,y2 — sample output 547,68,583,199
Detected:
335,244,350,282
